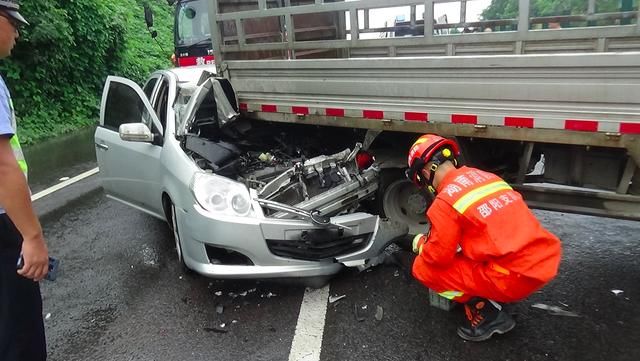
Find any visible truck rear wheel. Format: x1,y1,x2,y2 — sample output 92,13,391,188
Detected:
377,169,431,235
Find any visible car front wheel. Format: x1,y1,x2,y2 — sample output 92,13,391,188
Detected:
170,203,190,272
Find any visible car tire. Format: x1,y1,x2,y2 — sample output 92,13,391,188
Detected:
376,169,431,235
170,203,191,273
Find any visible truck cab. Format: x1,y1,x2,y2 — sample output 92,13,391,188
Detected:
170,0,345,67
174,0,215,67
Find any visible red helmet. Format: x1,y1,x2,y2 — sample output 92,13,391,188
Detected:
406,134,460,188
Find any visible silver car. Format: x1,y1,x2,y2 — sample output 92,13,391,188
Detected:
95,66,407,281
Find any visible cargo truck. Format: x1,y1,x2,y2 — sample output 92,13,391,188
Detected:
102,0,639,278
202,0,640,231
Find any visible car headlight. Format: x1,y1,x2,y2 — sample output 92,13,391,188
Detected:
190,172,253,217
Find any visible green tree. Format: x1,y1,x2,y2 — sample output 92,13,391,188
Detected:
481,0,630,20
0,0,174,144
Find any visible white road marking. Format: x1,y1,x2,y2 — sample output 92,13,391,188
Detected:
288,285,330,361
31,167,99,201
32,166,334,360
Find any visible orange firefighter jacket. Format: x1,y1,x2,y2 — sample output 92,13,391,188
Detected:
417,166,561,283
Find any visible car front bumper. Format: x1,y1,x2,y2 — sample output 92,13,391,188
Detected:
176,203,407,279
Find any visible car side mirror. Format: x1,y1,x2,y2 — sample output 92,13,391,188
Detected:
119,123,154,143
144,4,154,28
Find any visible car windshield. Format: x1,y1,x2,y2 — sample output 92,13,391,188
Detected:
174,83,196,133
175,0,211,47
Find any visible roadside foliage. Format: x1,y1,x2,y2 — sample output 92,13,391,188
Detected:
0,0,174,144
482,0,632,21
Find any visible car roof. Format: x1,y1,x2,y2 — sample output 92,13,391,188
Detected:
165,65,217,86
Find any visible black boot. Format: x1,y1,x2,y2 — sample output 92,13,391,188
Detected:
457,298,516,342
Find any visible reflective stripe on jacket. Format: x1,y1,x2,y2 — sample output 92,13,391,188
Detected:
7,93,27,176
0,78,27,177
10,133,27,175
417,166,561,283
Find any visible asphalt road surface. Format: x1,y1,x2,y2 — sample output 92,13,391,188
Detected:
34,175,639,361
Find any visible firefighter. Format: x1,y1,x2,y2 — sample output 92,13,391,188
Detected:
0,1,48,360
406,134,561,341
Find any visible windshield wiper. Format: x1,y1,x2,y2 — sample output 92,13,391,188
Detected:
182,38,212,48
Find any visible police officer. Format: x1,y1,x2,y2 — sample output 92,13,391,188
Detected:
407,134,562,341
0,1,48,359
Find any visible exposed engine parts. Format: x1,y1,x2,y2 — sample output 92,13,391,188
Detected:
179,77,378,222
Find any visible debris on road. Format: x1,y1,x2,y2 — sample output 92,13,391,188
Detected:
611,289,624,296
214,291,222,296
375,306,384,321
45,313,51,320
354,303,367,322
59,177,70,181
203,325,228,334
531,303,580,317
329,294,346,303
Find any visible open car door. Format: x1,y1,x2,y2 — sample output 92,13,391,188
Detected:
94,76,165,218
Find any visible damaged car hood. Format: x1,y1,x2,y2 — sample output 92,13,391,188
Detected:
177,71,239,137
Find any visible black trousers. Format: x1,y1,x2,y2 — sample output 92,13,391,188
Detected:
0,214,47,361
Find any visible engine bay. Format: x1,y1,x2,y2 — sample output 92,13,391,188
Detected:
178,79,378,220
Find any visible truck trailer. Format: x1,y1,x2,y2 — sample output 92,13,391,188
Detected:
201,0,640,230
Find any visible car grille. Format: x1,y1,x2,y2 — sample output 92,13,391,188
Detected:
266,228,373,261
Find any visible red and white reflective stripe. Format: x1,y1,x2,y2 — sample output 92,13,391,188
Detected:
620,123,640,134
261,104,278,113
505,117,534,128
177,55,215,67
326,108,345,117
237,103,640,135
451,114,478,125
405,112,428,122
292,106,309,115
564,119,598,132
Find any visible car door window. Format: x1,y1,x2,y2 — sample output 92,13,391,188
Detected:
101,76,163,136
153,78,170,132
143,78,159,100
103,82,153,132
